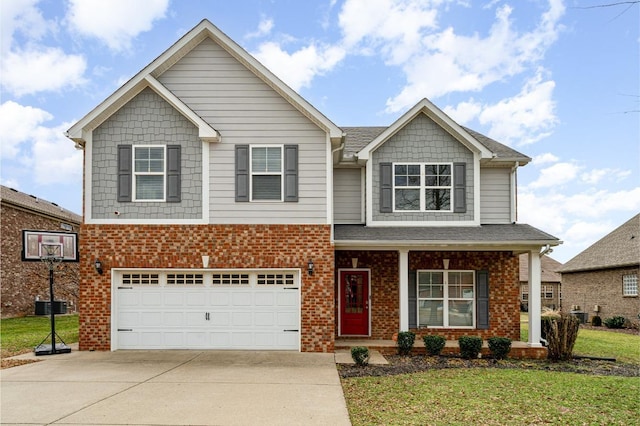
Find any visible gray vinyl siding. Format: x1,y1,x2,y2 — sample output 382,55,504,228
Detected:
92,88,202,219
334,168,363,223
158,38,327,224
480,167,511,224
372,114,474,222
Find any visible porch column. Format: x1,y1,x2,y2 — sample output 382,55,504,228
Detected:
399,249,409,331
527,250,543,347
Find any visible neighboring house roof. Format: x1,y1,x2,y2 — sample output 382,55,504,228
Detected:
560,213,640,273
519,253,563,283
67,19,343,146
0,185,82,224
334,223,559,248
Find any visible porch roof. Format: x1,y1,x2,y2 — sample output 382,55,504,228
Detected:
334,224,561,250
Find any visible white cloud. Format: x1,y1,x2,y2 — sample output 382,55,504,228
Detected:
1,48,87,96
443,99,482,124
0,101,52,158
581,168,631,185
381,1,564,113
477,71,557,146
518,186,640,262
66,0,169,52
532,153,559,165
0,101,82,186
0,0,87,96
246,17,274,39
252,42,346,91
526,161,580,189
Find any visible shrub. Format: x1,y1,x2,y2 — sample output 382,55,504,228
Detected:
458,336,482,359
591,315,602,327
396,331,416,355
603,316,626,329
541,309,561,342
487,337,512,360
423,335,446,356
546,313,580,361
350,346,369,366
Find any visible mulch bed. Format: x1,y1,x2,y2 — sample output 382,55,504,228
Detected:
338,355,640,379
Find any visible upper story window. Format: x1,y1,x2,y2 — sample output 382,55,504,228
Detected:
394,163,451,211
134,146,165,201
251,146,282,200
117,144,181,203
235,144,298,203
418,270,475,328
623,274,638,296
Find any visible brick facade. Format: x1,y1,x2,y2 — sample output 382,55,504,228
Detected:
1,203,80,318
79,224,334,352
562,267,640,326
335,250,520,342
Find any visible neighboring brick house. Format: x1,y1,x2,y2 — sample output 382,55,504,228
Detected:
519,254,563,311
0,185,81,318
560,214,639,326
66,19,560,355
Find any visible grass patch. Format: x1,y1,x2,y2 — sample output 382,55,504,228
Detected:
520,314,639,365
342,368,639,425
0,315,79,358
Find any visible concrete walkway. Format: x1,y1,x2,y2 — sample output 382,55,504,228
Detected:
1,349,351,425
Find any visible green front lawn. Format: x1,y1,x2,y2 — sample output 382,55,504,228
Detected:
0,314,79,358
343,368,639,425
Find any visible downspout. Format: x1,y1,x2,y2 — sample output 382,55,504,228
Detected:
540,244,553,256
511,162,519,223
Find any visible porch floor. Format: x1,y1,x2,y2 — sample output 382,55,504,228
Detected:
335,338,548,360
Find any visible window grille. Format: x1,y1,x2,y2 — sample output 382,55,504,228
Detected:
257,273,295,285
122,273,159,285
167,273,204,285
212,273,250,285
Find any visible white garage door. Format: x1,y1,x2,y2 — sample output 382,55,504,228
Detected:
114,270,300,350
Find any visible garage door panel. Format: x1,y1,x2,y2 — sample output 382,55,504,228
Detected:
116,272,300,350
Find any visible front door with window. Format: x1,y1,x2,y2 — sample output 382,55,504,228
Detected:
339,270,369,335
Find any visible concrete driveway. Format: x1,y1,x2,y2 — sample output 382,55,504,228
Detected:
1,350,351,425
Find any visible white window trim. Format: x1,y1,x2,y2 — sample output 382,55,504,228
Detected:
133,145,166,202
250,144,284,202
623,274,638,297
392,162,453,213
417,269,475,329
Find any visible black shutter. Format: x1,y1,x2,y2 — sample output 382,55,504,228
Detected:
477,270,489,329
235,145,249,202
117,145,132,202
380,162,392,213
408,270,417,329
453,162,466,213
283,145,298,202
166,145,181,202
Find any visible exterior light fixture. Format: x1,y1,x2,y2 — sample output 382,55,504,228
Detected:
94,259,103,275
307,259,314,276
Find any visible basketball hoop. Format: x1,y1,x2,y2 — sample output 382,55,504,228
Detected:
40,244,63,271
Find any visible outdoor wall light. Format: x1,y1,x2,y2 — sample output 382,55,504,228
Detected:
307,259,314,276
94,259,103,275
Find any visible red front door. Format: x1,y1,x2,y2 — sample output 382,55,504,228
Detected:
340,270,369,335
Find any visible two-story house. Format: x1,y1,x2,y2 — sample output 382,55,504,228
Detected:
66,19,560,356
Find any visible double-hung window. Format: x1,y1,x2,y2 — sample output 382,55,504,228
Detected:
418,270,475,328
623,274,638,296
251,146,282,200
134,146,165,201
393,163,452,211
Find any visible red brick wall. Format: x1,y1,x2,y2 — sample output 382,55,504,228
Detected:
79,224,334,352
335,250,520,341
1,204,79,318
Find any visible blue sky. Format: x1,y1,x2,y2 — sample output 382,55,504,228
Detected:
1,0,638,263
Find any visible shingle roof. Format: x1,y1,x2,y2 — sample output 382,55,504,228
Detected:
334,223,559,245
519,253,563,282
0,185,82,224
340,125,530,162
560,214,640,273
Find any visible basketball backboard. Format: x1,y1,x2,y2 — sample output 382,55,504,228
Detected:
22,230,79,262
